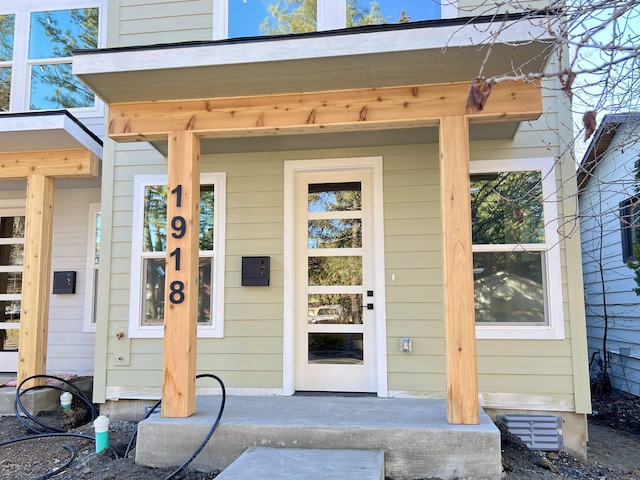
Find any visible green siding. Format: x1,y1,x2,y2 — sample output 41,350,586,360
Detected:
96,73,589,414
110,0,213,47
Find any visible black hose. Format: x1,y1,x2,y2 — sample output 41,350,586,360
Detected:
35,444,75,480
124,398,162,458
5,373,225,479
14,375,98,434
0,375,117,477
164,373,226,480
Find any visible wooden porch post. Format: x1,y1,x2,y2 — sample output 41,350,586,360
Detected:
439,115,479,424
162,131,201,417
18,174,55,388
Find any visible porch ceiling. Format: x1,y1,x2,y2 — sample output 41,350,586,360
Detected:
0,111,103,158
73,14,554,102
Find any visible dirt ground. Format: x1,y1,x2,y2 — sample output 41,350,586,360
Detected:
0,392,638,479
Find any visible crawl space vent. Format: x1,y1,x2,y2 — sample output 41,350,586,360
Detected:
498,414,563,451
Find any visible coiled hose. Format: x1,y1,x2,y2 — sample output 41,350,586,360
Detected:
0,373,226,480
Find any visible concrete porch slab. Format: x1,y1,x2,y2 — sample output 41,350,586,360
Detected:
135,396,501,480
215,447,384,480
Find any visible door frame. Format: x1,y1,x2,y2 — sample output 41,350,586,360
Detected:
283,156,388,396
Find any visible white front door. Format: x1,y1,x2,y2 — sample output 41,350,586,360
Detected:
292,163,381,393
0,210,25,373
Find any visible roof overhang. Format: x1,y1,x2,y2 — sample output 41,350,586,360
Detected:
74,14,556,103
73,14,556,152
577,113,640,192
0,111,103,183
0,111,103,158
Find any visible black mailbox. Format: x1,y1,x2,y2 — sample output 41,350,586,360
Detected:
242,256,270,286
53,271,76,294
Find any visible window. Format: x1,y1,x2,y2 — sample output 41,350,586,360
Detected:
83,203,100,332
214,0,446,40
470,158,564,339
619,196,640,262
0,14,14,111
0,1,102,113
129,173,226,338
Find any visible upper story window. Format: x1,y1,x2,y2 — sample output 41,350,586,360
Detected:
470,158,564,340
0,1,102,113
215,0,444,40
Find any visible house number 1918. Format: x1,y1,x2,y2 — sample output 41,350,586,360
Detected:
169,184,185,305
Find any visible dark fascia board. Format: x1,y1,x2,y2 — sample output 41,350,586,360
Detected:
577,113,640,192
72,11,556,57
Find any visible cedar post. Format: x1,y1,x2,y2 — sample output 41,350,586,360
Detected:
162,131,201,417
18,174,55,388
439,115,479,424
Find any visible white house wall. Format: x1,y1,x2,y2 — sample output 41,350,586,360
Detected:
0,186,100,375
579,119,640,396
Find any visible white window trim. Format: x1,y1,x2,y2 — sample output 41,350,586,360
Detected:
470,157,565,340
83,202,100,333
212,0,456,40
0,0,106,116
129,173,226,339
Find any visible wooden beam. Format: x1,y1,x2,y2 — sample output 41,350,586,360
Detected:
0,149,99,180
108,81,542,141
162,131,200,418
439,115,479,424
17,174,55,388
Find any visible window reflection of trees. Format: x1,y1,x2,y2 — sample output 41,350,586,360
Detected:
141,186,215,325
29,9,98,109
471,171,547,324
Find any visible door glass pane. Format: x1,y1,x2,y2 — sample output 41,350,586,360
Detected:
0,272,21,294
473,251,546,324
309,182,361,212
471,171,544,245
0,245,23,266
0,216,25,238
308,333,363,364
0,14,14,61
348,1,440,26
229,0,316,38
1,300,20,351
308,218,362,248
308,293,363,324
29,9,99,59
142,257,213,325
0,67,10,112
308,256,362,286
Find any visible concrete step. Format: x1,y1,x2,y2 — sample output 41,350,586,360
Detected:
135,396,502,479
215,447,384,480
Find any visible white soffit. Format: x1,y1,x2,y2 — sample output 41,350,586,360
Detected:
73,16,556,104
0,111,103,158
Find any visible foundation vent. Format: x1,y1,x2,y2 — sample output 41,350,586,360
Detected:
498,414,563,451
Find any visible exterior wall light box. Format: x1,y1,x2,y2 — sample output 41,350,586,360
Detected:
242,256,270,286
53,271,76,294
